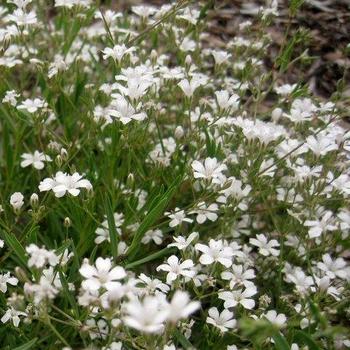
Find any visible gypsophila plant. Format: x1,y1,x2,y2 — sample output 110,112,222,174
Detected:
0,0,349,349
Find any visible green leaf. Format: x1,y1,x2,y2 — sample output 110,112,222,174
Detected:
126,175,182,261
289,0,305,16
125,247,176,269
276,36,297,72
63,20,82,54
13,338,38,350
58,269,79,318
174,329,194,350
307,298,328,329
2,230,28,267
105,196,119,260
293,331,321,350
272,332,290,350
203,128,216,157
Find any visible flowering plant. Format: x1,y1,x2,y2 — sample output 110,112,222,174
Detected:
0,0,349,349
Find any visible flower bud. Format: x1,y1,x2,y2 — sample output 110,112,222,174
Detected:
64,217,71,228
30,193,39,208
10,192,24,212
150,49,158,61
185,55,192,66
127,173,134,187
175,126,184,139
272,107,283,122
55,155,63,167
15,267,30,283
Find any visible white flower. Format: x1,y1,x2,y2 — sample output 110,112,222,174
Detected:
315,276,341,300
26,244,59,268
10,192,24,210
8,0,32,9
17,98,47,113
217,177,251,210
166,290,200,323
191,158,227,185
6,9,37,26
95,213,123,245
249,234,280,256
123,295,168,333
317,254,348,280
95,10,122,25
2,90,19,106
275,83,297,96
286,98,316,123
100,283,125,309
1,307,27,327
108,96,147,124
178,78,203,97
141,229,163,245
284,266,314,295
306,135,338,156
79,257,126,291
195,239,234,268
20,151,51,170
218,285,257,309
206,307,237,332
165,208,193,227
215,90,239,112
39,171,92,197
85,318,108,340
211,50,231,65
102,44,135,63
48,54,68,79
102,342,123,350
137,273,170,295
179,37,196,52
131,5,157,18
304,211,337,239
156,255,195,284
190,202,218,224
221,265,255,289
55,0,77,9
263,310,287,328
0,272,18,293
24,275,59,304
168,232,199,250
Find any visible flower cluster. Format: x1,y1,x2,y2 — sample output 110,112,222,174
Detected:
0,0,349,349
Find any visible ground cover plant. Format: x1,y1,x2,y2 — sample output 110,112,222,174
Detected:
0,0,349,349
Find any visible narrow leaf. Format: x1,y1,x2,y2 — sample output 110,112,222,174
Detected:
174,329,194,350
13,338,38,350
294,330,321,350
105,196,119,260
126,175,182,260
125,247,176,269
272,332,290,350
2,230,28,267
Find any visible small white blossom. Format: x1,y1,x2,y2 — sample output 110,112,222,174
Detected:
191,158,227,185
168,232,199,251
165,208,193,227
219,285,257,310
20,151,51,170
249,234,280,257
0,272,18,293
206,307,237,332
39,171,92,197
1,307,27,327
195,239,234,268
156,255,195,284
79,257,126,291
10,192,24,210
